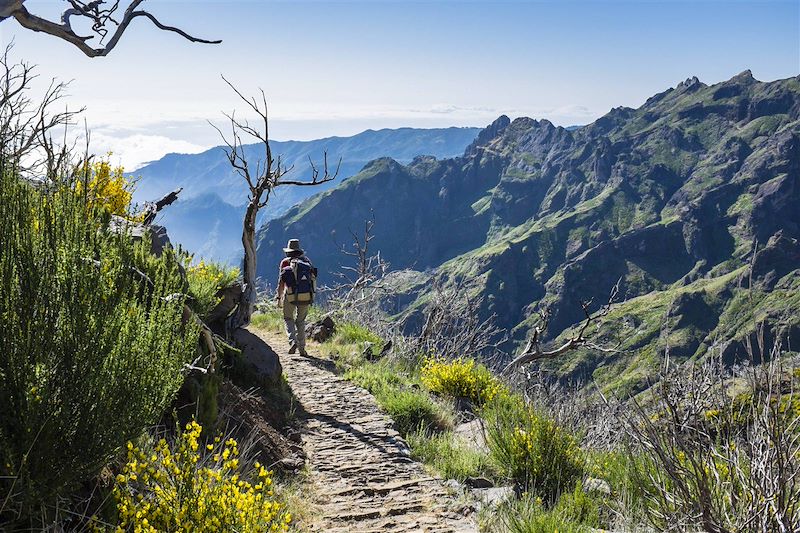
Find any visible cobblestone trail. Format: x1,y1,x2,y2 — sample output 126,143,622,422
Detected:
254,329,477,533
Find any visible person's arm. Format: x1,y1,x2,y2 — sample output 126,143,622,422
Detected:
276,260,286,303
276,278,284,303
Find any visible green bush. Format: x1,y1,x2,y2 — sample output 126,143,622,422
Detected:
345,361,450,435
185,259,240,319
0,168,198,521
344,360,405,392
586,449,646,517
337,322,383,347
485,393,585,503
380,388,449,436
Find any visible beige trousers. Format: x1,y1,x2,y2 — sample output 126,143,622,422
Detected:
283,300,310,348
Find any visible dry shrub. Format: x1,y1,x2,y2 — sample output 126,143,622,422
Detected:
623,341,800,532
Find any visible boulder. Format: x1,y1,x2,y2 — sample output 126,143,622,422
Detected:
464,476,493,489
454,418,489,453
109,216,173,259
232,328,283,385
453,396,475,416
365,340,393,361
147,224,172,257
305,315,336,342
362,342,375,360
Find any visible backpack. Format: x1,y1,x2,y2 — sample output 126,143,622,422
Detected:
281,257,317,304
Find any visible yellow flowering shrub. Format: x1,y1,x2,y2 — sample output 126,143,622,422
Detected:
186,260,241,319
75,157,135,217
109,421,290,533
486,394,585,504
507,417,584,502
421,357,505,406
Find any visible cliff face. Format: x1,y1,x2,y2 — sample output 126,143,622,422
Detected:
256,72,800,393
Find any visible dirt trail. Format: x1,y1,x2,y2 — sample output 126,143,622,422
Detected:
253,329,478,533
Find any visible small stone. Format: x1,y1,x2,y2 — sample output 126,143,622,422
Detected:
305,315,336,342
464,476,493,489
583,477,612,496
472,486,514,508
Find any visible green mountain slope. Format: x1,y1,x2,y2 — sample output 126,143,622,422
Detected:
256,71,800,392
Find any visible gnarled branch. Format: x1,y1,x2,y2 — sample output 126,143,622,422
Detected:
504,277,622,372
3,0,220,57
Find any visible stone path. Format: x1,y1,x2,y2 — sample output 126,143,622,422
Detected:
254,329,478,533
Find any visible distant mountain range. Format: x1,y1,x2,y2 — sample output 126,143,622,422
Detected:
256,71,800,395
133,127,481,262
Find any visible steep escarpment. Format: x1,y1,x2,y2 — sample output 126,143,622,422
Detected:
256,72,800,393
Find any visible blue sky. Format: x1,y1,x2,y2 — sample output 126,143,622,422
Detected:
3,0,798,168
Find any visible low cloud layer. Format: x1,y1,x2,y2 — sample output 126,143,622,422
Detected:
87,131,209,171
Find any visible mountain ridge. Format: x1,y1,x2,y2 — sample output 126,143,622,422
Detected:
133,126,482,262
256,71,800,393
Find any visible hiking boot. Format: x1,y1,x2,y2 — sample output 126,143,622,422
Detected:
288,342,297,354
298,347,308,357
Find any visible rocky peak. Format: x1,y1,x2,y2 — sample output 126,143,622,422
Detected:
507,117,574,155
731,69,756,83
464,115,511,156
360,156,404,174
676,76,705,93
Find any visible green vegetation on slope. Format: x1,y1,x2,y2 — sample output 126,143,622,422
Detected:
0,166,199,525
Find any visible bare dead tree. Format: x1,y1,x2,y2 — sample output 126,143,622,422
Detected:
324,213,393,323
336,216,387,300
503,278,622,372
0,0,220,57
212,75,340,331
517,366,627,450
0,44,80,176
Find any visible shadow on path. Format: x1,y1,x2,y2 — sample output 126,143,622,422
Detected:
297,352,338,373
304,411,393,456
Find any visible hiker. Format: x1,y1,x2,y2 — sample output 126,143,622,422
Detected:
275,238,317,356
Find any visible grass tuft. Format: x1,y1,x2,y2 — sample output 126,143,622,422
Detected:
406,430,498,482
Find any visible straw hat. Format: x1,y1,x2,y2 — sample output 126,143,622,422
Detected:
283,239,304,254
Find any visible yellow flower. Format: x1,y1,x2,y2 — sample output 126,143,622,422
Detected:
112,422,288,532
420,357,506,405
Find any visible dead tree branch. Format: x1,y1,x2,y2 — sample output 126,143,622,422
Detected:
504,277,621,372
326,213,392,309
1,0,220,57
412,277,507,365
0,44,81,176
139,187,182,225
